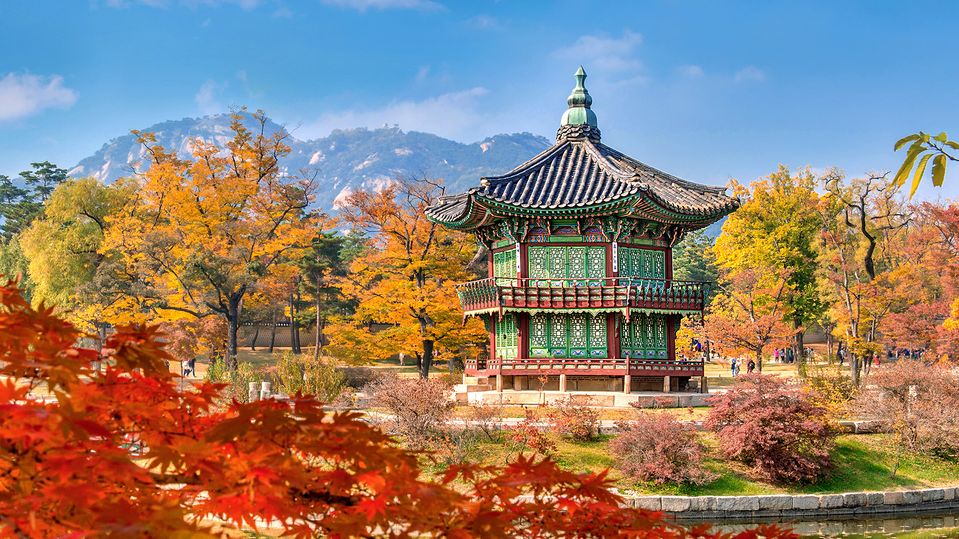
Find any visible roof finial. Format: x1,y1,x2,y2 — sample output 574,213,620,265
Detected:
557,66,601,142
561,66,597,128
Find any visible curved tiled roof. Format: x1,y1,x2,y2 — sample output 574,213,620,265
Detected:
425,136,738,226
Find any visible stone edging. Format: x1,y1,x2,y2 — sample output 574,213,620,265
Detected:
623,487,959,520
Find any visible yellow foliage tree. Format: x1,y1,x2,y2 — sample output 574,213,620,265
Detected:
330,178,485,378
713,166,824,363
19,177,139,340
103,110,325,369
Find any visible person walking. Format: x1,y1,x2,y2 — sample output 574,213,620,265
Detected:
730,357,738,378
747,358,756,374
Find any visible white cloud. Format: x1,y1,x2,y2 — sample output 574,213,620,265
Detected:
106,0,262,7
554,30,643,72
466,14,499,30
195,80,223,114
0,73,77,121
678,65,704,79
302,87,491,141
319,0,441,11
272,5,293,17
734,65,766,82
415,65,430,82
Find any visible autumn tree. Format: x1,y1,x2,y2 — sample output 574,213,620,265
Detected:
879,201,959,360
703,267,793,371
19,178,138,334
0,283,802,538
714,167,825,363
103,110,324,369
332,178,485,378
817,172,911,385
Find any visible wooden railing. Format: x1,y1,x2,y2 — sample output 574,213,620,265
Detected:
455,277,707,313
464,357,704,376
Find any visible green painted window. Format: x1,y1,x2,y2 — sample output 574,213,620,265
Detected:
528,245,606,286
494,314,518,359
619,247,666,285
620,313,669,359
529,313,607,358
492,248,517,285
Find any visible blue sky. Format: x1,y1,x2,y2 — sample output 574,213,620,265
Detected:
2,0,958,199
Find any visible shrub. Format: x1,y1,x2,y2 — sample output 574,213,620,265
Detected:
505,409,556,457
547,395,600,442
206,359,263,403
339,366,379,389
465,402,503,441
610,413,714,486
365,373,454,449
272,351,345,403
706,374,836,484
857,360,959,466
803,364,857,418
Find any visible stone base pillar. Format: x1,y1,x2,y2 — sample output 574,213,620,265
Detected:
662,376,671,393
496,374,503,392
515,375,528,390
701,376,709,394
559,373,567,392
623,374,631,394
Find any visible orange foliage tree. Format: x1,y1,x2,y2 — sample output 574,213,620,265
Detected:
703,268,793,371
330,178,485,378
817,173,912,384
103,110,325,369
0,283,791,538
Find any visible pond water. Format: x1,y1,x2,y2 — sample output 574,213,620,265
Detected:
681,511,959,538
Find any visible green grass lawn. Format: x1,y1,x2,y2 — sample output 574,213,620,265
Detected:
462,433,959,496
451,405,710,421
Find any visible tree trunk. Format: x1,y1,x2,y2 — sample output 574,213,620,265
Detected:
419,339,435,379
249,325,259,351
795,329,806,364
314,280,323,360
226,299,240,371
755,347,763,373
850,353,860,386
289,288,301,355
269,309,277,353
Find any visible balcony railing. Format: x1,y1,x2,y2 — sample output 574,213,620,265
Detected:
464,357,704,376
455,277,708,314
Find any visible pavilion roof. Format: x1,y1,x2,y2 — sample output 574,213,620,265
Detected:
425,67,738,231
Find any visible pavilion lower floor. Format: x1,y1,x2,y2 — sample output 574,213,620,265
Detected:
462,372,708,394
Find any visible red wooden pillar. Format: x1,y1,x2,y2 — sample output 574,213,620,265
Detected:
518,313,529,360
487,248,494,278
518,242,527,284
667,316,676,362
488,315,497,363
607,312,620,359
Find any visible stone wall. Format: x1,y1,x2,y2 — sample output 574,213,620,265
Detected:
625,487,959,520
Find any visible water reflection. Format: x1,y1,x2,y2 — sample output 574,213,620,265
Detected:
681,511,959,538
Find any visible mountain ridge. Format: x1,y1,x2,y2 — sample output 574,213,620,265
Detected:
69,113,552,210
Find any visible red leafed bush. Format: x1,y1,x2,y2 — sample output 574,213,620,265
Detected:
857,360,959,463
505,408,557,457
365,372,454,449
547,395,601,441
611,413,715,486
0,283,796,538
706,374,836,484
